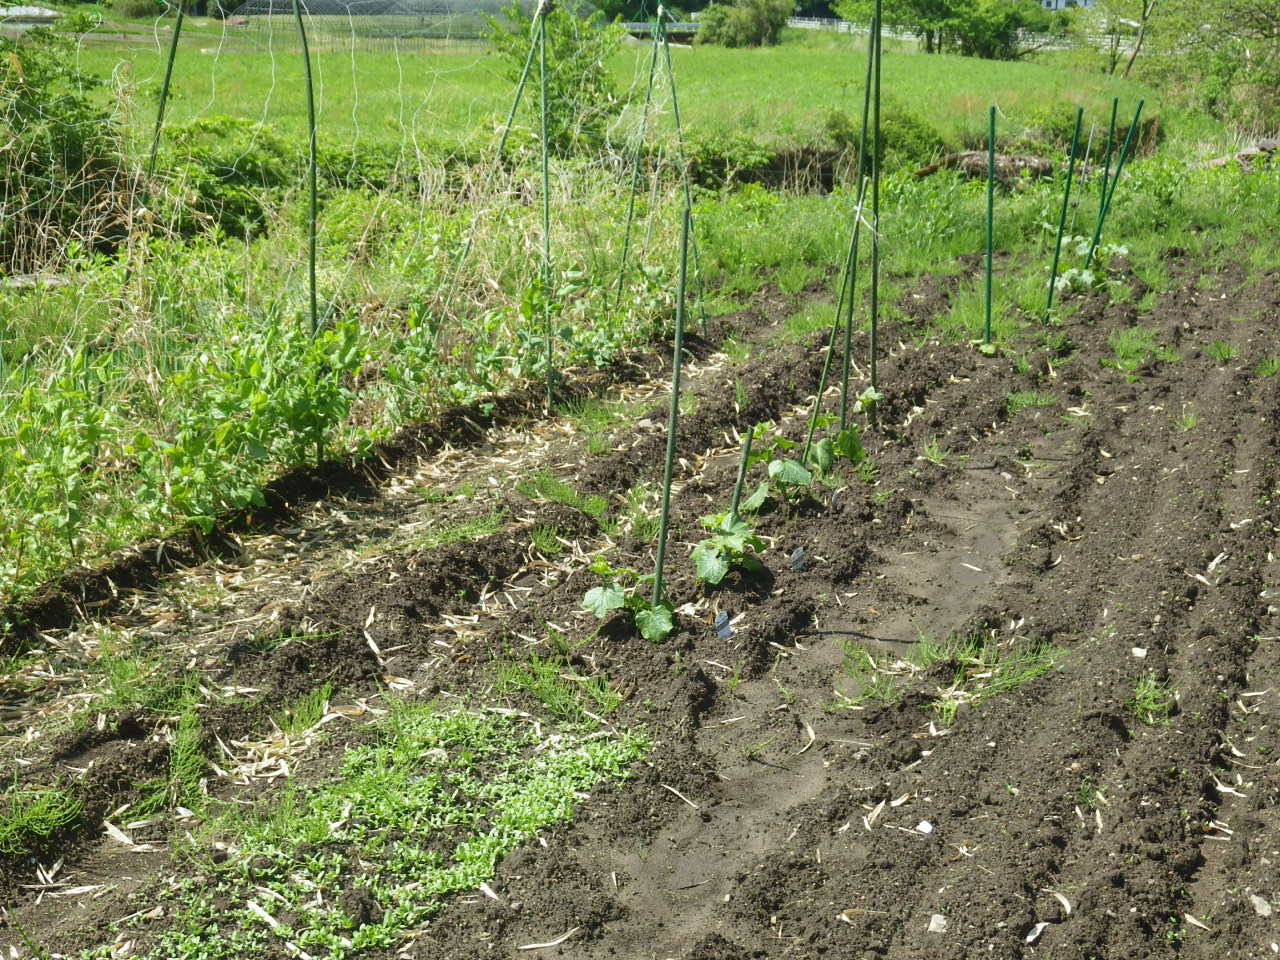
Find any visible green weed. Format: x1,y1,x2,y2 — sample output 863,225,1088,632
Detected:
1128,672,1176,725
529,525,564,556
1006,391,1057,416
0,787,82,856
138,703,645,958
516,471,608,521
496,653,620,726
1205,340,1238,364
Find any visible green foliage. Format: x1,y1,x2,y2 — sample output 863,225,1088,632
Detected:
837,633,1066,722
697,0,793,48
1103,325,1180,378
1128,672,1176,725
272,683,333,736
833,0,1063,58
691,512,765,586
516,470,608,520
0,787,82,856
486,1,625,154
496,652,620,726
581,557,674,642
1204,340,1237,365
1006,391,1056,416
138,704,645,958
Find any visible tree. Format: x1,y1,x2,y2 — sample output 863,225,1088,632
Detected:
697,0,795,47
833,0,1062,58
1157,0,1280,125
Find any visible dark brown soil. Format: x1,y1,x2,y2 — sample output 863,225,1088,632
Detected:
7,262,1280,960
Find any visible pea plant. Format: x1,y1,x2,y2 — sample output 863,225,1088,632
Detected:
691,510,765,586
581,556,674,642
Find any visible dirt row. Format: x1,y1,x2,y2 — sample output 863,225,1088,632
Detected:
5,259,1280,959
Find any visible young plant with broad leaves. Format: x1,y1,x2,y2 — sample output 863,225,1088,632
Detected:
581,556,674,642
691,511,765,586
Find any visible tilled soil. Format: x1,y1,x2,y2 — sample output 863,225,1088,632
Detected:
5,261,1280,959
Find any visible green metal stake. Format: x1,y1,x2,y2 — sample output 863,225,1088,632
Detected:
728,429,754,523
292,0,318,339
984,104,995,347
869,0,882,391
652,206,690,607
146,6,185,183
538,9,554,409
806,180,870,463
614,30,661,314
1087,99,1144,270
1045,106,1083,321
838,13,877,430
657,10,708,336
124,2,185,290
1098,96,1118,205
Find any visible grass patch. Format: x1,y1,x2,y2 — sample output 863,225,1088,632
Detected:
124,703,644,958
495,653,620,726
1205,340,1238,364
1103,326,1180,377
529,524,564,557
1006,391,1057,416
516,470,608,520
272,682,334,736
412,510,506,551
836,634,1065,724
1257,355,1280,378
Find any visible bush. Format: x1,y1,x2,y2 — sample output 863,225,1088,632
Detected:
0,16,125,272
697,0,794,48
824,101,948,168
111,0,163,18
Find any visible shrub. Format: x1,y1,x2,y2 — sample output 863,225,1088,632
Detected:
697,0,794,48
111,0,163,18
824,100,948,169
0,16,126,272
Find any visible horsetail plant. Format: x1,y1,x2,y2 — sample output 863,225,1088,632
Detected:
1045,107,1084,320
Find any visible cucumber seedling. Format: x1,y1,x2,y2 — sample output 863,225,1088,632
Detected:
581,556,674,642
691,511,765,586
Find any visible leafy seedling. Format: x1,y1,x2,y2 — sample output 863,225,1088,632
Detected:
581,557,674,642
692,512,765,586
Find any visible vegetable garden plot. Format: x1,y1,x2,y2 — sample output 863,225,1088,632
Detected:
4,255,1280,958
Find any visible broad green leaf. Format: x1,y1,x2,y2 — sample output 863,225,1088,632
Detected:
582,584,626,619
768,458,812,486
693,546,730,585
833,426,864,463
741,481,769,513
810,438,834,475
636,604,674,642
